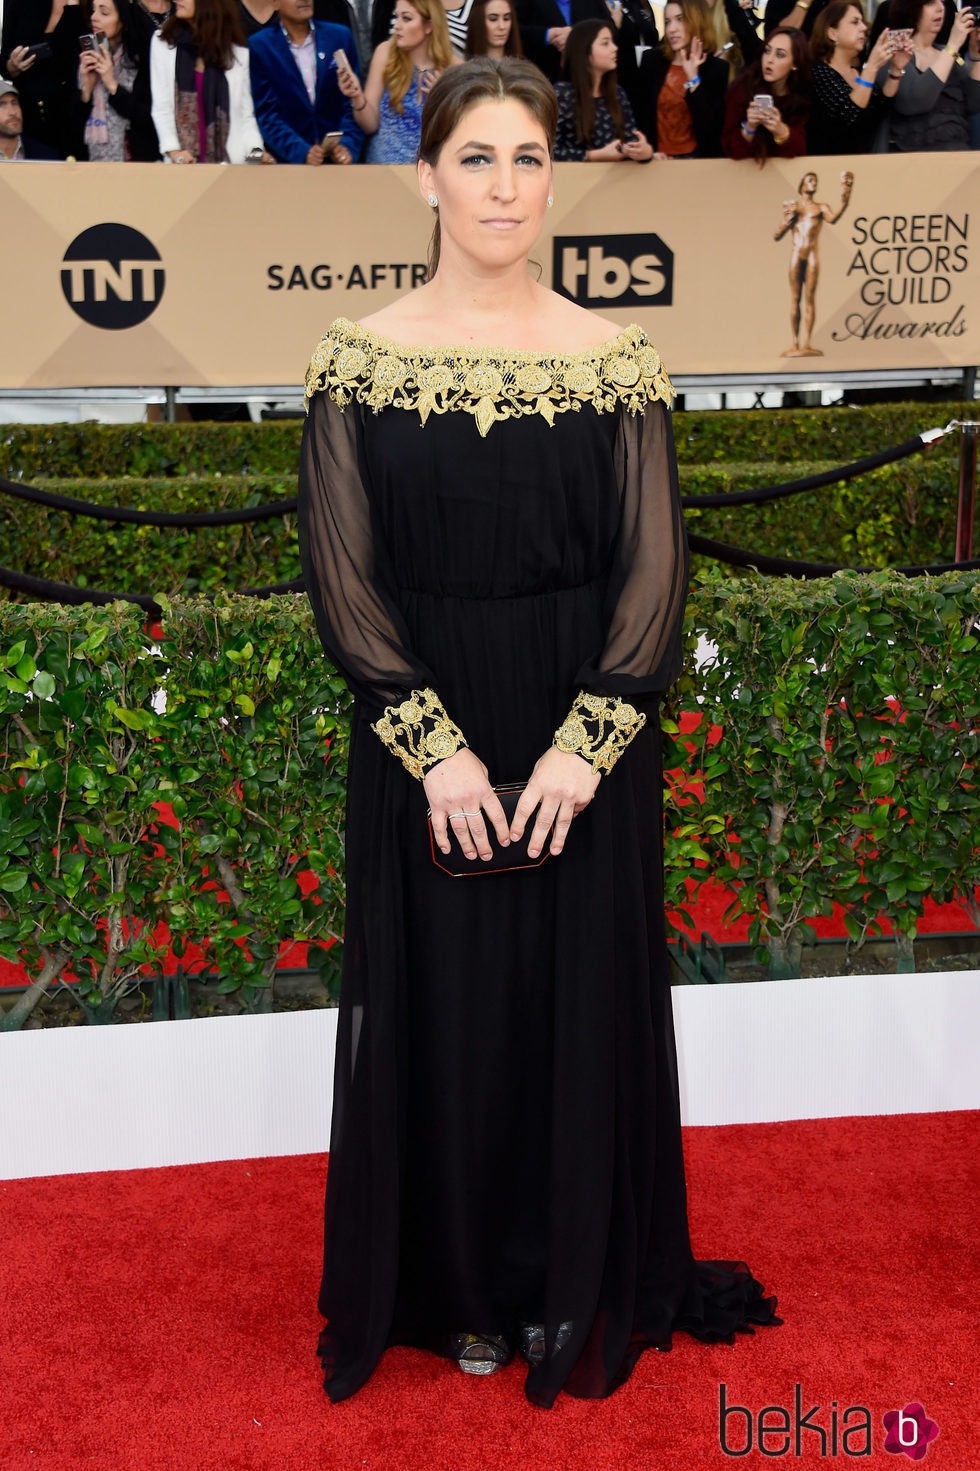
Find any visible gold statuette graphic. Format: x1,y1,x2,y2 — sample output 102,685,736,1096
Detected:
774,170,854,357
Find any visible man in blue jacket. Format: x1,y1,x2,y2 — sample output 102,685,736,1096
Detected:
248,0,364,164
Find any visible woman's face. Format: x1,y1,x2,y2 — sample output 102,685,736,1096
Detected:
393,2,431,52
664,4,691,54
484,1,513,51
173,0,195,18
588,26,618,75
418,98,552,273
917,0,944,36
828,5,867,54
760,33,794,88
91,0,121,41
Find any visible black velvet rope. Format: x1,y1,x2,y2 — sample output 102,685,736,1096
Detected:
0,565,305,617
687,532,980,578
679,434,936,509
0,475,297,526
0,428,946,523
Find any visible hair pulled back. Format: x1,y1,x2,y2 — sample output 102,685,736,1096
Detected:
809,0,866,62
418,57,557,277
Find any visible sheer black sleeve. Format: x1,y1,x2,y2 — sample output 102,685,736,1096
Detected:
298,389,468,778
553,399,689,774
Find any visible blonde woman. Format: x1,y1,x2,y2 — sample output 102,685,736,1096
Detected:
336,0,459,161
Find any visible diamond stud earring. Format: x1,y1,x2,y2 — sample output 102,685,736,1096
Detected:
547,196,554,208
427,194,438,208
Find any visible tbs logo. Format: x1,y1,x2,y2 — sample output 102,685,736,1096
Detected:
553,233,673,308
61,223,165,330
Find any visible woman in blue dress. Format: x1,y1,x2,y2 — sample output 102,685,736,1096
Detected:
336,0,459,161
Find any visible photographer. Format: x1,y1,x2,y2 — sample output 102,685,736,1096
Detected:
76,0,158,158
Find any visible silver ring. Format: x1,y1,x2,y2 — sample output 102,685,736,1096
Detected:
448,811,479,819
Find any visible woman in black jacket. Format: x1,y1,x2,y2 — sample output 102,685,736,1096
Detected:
635,0,728,154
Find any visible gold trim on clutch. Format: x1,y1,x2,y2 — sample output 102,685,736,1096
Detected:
554,692,646,774
304,318,673,434
372,687,466,780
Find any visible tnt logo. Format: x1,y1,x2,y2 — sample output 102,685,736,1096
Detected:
61,223,165,330
553,233,673,308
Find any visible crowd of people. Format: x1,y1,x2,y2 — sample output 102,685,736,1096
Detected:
1,0,977,162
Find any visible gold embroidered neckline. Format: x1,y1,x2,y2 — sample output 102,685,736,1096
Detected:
326,316,641,365
304,316,673,436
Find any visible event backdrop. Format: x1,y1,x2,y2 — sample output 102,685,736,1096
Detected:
2,153,976,387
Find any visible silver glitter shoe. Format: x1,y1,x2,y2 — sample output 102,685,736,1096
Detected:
519,1320,573,1367
451,1333,511,1375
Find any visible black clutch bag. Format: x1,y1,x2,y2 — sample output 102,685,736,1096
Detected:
427,783,554,878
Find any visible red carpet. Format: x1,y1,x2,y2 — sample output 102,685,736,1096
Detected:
2,1111,975,1470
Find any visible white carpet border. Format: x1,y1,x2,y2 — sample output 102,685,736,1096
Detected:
1,970,976,1180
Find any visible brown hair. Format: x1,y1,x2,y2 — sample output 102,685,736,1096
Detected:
159,0,243,68
385,0,455,114
661,0,718,60
419,57,557,276
561,19,625,147
465,0,524,59
810,0,866,63
887,0,928,30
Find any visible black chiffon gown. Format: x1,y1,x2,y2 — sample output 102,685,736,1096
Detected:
297,318,780,1409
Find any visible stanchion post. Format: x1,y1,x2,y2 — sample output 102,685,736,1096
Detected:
955,423,977,563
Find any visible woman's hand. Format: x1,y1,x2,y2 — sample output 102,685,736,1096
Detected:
620,127,654,161
169,148,195,162
91,43,117,94
6,44,38,77
510,748,600,859
749,100,783,135
588,138,628,160
947,8,973,53
329,141,352,163
423,748,511,862
335,62,363,104
679,36,704,82
865,29,897,74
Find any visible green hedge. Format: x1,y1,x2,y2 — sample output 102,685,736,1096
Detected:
0,477,298,596
0,448,963,601
664,570,980,977
1,400,972,477
683,455,960,569
0,595,348,1027
1,575,977,1025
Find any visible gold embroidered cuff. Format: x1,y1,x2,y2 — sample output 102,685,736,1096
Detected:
371,688,467,780
553,692,646,775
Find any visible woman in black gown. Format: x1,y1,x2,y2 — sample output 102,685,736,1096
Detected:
298,55,780,1409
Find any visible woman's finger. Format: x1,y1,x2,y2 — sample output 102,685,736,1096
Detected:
526,799,559,860
509,786,540,843
482,790,511,848
448,812,478,860
549,799,577,856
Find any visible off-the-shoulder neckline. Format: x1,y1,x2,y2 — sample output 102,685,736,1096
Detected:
327,315,645,362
